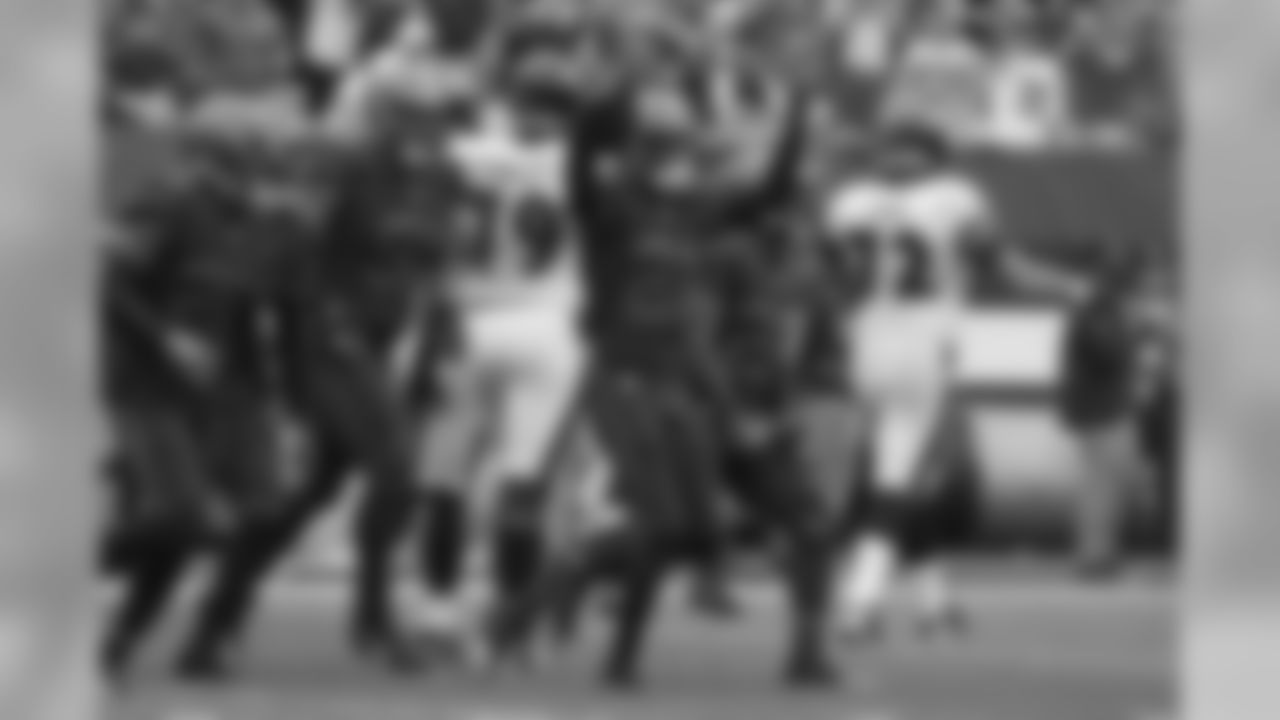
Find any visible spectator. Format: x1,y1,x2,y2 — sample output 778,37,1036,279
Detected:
880,0,989,143
1138,344,1178,553
972,16,1073,151
1058,246,1149,578
1065,0,1176,150
1132,270,1179,553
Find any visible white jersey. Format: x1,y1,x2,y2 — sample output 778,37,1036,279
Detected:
852,297,958,407
418,110,587,492
824,171,992,416
444,108,583,317
823,171,994,301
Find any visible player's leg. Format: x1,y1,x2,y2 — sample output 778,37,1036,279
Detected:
528,370,637,651
410,356,491,645
486,367,673,684
1140,382,1179,553
901,404,974,636
103,529,199,682
287,329,423,662
342,387,422,668
659,382,742,619
103,406,230,680
723,424,842,685
101,410,204,679
593,379,715,687
599,533,669,689
837,404,938,638
176,428,351,679
415,488,470,635
1074,420,1135,578
486,324,586,665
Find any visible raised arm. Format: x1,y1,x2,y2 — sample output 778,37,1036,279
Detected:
714,82,808,226
566,87,633,233
952,176,1091,304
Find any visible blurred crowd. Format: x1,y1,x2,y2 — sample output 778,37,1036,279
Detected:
104,0,1176,153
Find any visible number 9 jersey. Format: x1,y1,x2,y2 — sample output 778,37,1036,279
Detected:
418,104,586,493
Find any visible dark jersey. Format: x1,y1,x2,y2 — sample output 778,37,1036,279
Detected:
270,139,463,411
1060,294,1137,428
110,170,285,402
567,85,806,376
101,242,191,407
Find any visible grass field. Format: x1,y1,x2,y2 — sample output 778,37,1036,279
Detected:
105,568,1175,720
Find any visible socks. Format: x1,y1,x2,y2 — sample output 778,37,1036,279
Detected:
494,525,543,602
838,532,898,627
415,490,469,632
296,62,340,114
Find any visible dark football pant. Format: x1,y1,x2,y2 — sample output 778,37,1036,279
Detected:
1140,389,1178,553
491,368,719,672
101,406,212,678
497,367,836,683
102,392,277,677
103,529,202,678
418,489,468,597
182,348,418,664
720,432,840,677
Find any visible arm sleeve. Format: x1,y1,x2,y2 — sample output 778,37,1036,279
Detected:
566,90,631,232
719,91,808,225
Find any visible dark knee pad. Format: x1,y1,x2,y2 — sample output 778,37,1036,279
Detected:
862,490,921,544
297,63,339,113
493,482,546,598
866,490,950,564
420,490,467,594
495,483,545,532
353,482,415,547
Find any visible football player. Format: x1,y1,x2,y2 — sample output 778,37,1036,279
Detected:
822,123,1086,639
412,76,585,664
483,47,844,688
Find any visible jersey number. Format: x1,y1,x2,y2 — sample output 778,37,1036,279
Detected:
457,189,568,273
838,230,933,298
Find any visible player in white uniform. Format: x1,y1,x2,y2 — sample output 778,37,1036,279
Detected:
822,125,995,639
410,88,586,656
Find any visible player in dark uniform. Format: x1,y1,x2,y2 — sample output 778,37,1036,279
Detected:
101,118,295,681
100,175,231,683
488,54,840,688
172,114,450,678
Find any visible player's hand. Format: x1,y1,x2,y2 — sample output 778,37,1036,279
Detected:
166,330,218,382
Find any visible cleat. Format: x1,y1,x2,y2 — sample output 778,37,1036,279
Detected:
350,629,428,674
690,584,744,621
174,646,234,684
783,656,841,689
